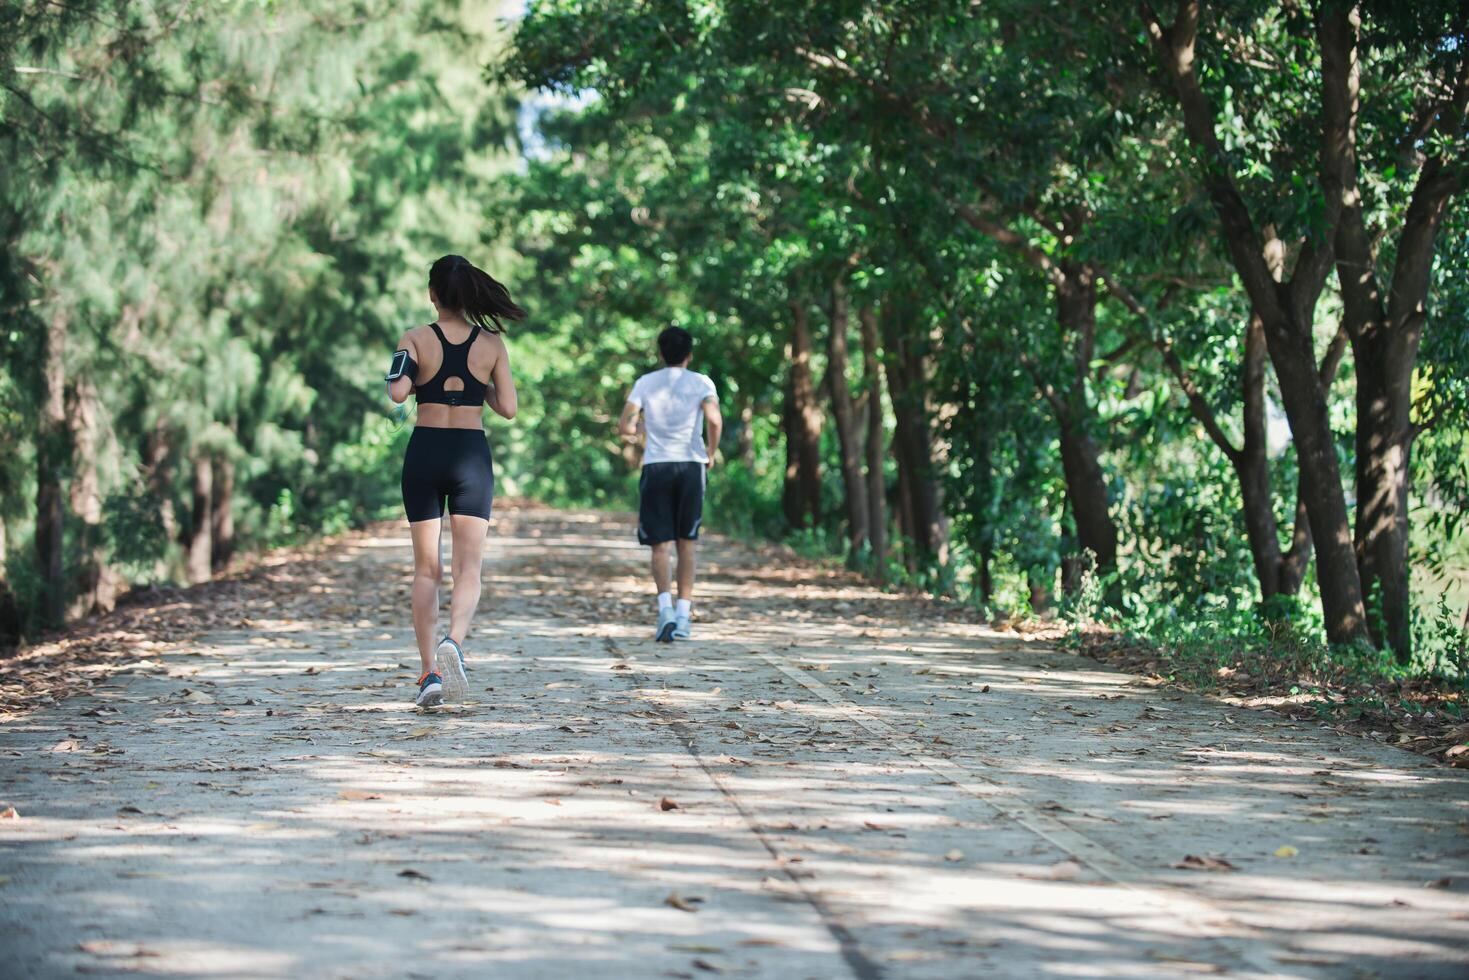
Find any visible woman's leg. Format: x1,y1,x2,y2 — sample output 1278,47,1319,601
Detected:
409,519,444,674
447,514,489,645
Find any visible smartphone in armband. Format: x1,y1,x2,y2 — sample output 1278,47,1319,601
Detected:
386,349,411,382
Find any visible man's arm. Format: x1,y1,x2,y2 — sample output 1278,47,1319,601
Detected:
618,400,643,442
702,396,723,468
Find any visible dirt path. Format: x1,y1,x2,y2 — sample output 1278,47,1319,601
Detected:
2,508,1467,979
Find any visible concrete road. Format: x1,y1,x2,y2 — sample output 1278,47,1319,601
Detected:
2,508,1466,978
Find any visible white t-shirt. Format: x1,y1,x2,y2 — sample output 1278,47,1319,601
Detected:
627,367,719,465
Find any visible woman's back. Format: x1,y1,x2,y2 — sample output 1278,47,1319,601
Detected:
407,320,507,429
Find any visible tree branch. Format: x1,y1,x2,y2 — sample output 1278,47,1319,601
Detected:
1097,265,1240,460
1138,0,1291,327
1319,324,1349,387
953,201,1067,289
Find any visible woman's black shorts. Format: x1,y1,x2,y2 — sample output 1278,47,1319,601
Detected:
401,427,494,523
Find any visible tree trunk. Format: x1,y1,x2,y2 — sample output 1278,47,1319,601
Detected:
1028,569,1053,615
825,281,868,564
1322,0,1467,661
35,307,68,628
1055,415,1116,578
859,306,887,582
66,377,121,617
1052,267,1118,577
1351,331,1415,657
0,517,20,651
1261,315,1369,643
211,453,235,573
1160,302,1319,604
144,421,178,577
880,305,946,564
737,403,755,469
1204,265,1327,604
185,454,213,585
781,299,823,530
1232,313,1293,599
1142,0,1370,646
974,428,995,604
905,332,949,566
893,444,917,573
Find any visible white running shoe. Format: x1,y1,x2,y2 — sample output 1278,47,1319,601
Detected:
655,607,677,643
415,670,443,708
672,612,691,640
437,635,469,702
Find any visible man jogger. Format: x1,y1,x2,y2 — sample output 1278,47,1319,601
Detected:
618,327,722,641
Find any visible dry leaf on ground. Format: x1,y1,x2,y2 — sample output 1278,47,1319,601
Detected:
1175,855,1238,872
664,891,702,912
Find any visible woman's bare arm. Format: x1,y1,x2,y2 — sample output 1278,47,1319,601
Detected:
486,335,517,420
387,332,418,404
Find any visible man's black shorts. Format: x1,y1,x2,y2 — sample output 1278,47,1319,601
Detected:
638,461,705,545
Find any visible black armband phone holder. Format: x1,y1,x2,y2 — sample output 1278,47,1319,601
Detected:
386,349,417,382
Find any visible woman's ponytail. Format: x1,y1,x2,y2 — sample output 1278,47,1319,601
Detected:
428,254,527,333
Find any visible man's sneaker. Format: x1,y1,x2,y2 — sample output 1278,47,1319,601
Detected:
672,612,692,640
415,671,443,708
437,635,468,702
655,607,677,643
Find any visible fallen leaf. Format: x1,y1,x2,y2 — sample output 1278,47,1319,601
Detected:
664,891,702,912
1273,845,1298,858
339,790,382,801
944,849,964,862
397,868,432,881
660,797,680,811
1175,854,1237,872
0,807,17,820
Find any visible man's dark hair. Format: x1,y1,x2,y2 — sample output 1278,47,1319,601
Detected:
658,326,693,365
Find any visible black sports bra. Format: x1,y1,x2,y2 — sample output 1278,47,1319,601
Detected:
415,323,488,408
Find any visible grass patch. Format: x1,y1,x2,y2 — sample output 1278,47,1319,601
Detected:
1065,616,1469,767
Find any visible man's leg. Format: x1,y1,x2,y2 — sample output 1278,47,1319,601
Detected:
651,540,678,641
640,463,680,641
675,538,696,601
671,463,704,638
651,541,674,597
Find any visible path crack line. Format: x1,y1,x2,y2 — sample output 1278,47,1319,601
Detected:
607,638,884,980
